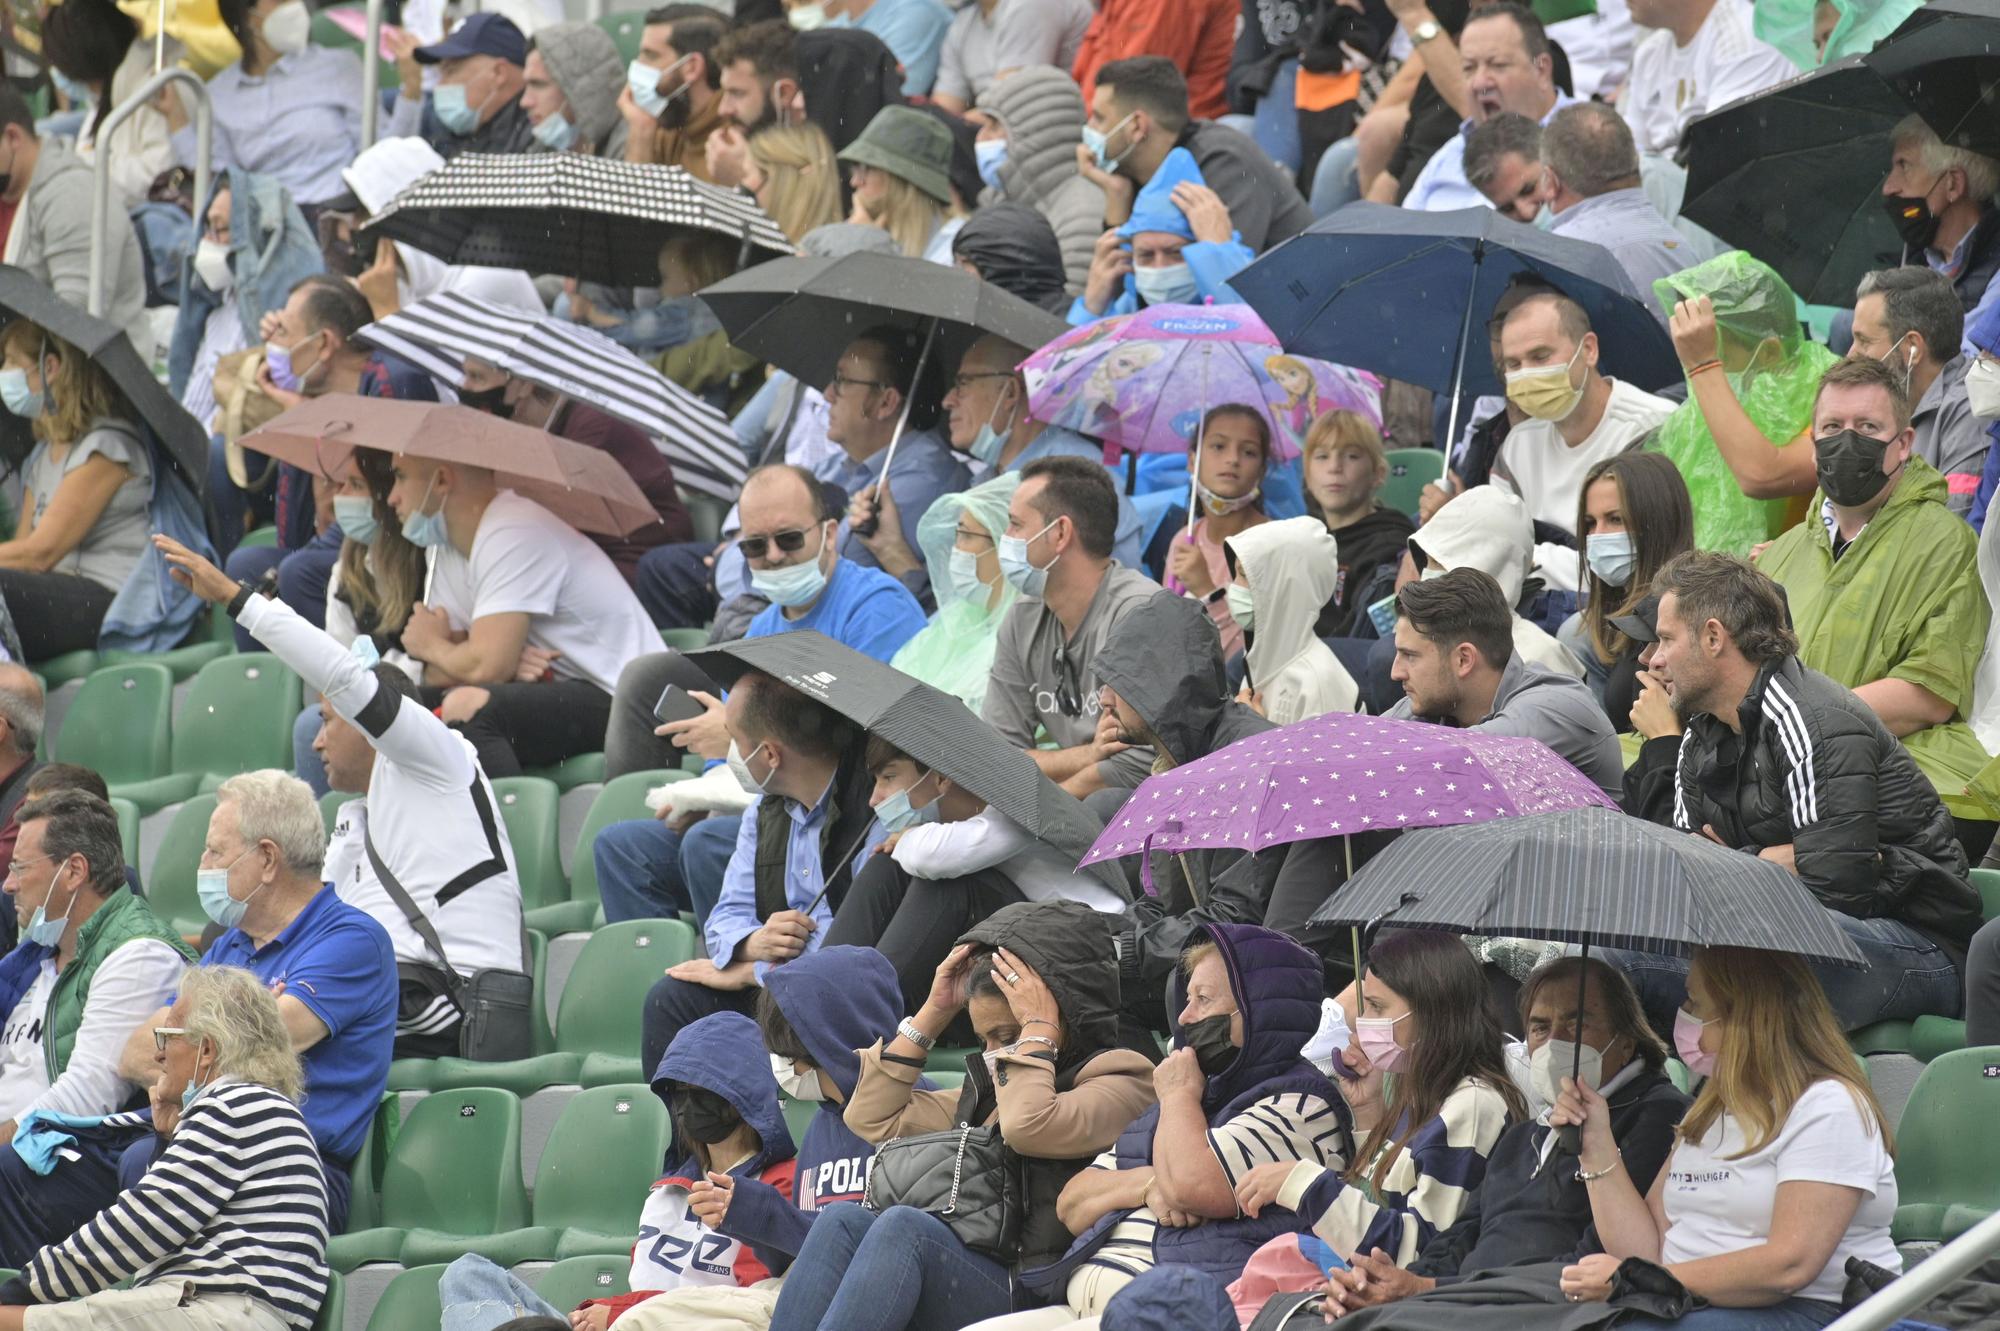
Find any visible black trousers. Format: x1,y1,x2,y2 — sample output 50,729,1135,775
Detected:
424,677,614,778
824,857,1027,1019
0,568,115,660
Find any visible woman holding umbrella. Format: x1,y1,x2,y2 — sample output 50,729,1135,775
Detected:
0,323,153,660
1550,945,1899,1329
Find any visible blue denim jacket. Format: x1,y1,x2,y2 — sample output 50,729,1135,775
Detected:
167,168,324,399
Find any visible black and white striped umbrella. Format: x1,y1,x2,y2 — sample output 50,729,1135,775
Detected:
359,154,795,288
1308,806,1868,965
357,292,746,501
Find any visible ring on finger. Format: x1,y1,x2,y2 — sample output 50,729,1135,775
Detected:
1006,971,1022,983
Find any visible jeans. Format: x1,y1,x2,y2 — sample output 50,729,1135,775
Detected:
225,525,340,651
207,434,276,562
0,1129,135,1266
1966,916,2000,1045
1310,135,1363,218
640,973,758,1085
683,816,741,926
442,677,616,778
1557,610,1611,695
1600,912,1964,1036
293,703,330,797
1252,60,1302,173
1622,1297,1843,1331
1325,636,1403,716
767,1203,1016,1331
636,540,722,631
438,1253,567,1331
606,653,693,779
594,818,693,924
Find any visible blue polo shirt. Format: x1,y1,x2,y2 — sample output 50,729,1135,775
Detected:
744,557,928,664
203,885,397,1164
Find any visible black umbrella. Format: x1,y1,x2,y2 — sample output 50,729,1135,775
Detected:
685,630,1129,903
0,266,208,493
358,154,796,289
1861,0,2000,159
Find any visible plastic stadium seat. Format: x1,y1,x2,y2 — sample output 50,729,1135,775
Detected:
237,526,279,550
1911,1016,1968,1063
100,641,229,682
1970,866,2000,920
525,770,688,935
342,1095,400,1235
782,1094,818,1146
402,1084,671,1266
114,653,303,813
1890,1046,2000,1243
311,1269,344,1331
685,493,728,545
1381,448,1446,519
494,776,564,911
31,649,100,687
423,920,699,1095
321,790,352,837
660,627,710,653
1851,1021,1918,1056
385,931,553,1092
596,10,645,62
143,794,217,937
526,751,609,792
927,1045,976,1075
55,663,172,786
107,797,140,870
326,1088,528,1272
1664,1059,1692,1093
534,1254,631,1313
362,1263,448,1331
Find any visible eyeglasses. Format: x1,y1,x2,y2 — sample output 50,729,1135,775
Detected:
953,526,994,548
950,371,1014,394
827,374,886,399
4,853,52,881
738,525,820,561
152,1027,189,1052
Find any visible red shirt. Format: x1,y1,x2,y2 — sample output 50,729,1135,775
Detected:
1071,0,1239,121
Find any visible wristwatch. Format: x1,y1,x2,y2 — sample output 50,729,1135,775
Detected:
1410,18,1442,43
897,1017,936,1051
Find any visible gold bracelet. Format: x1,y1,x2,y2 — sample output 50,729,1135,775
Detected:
1575,1151,1623,1183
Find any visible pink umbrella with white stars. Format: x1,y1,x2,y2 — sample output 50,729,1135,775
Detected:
1078,710,1615,893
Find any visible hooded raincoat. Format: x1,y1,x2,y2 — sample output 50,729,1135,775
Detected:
1408,487,1584,679
1225,516,1360,722
1650,253,1835,555
1066,148,1254,326
890,472,1022,712
1758,456,2000,817
167,168,324,401
951,204,1072,314
532,22,631,158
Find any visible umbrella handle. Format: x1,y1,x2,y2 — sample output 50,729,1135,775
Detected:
1553,939,1590,1155
852,318,939,540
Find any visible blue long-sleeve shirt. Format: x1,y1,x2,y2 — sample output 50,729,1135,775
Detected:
702,791,880,981
833,0,954,95
169,45,364,206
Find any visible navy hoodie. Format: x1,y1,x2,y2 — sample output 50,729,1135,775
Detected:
719,946,912,1258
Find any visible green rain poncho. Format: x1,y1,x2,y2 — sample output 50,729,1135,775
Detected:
1754,0,1923,69
1651,253,1837,556
889,471,1022,712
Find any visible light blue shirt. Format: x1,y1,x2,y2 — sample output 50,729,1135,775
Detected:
170,45,365,206
833,0,955,95
1548,188,1694,309
743,556,931,663
830,428,971,586
705,786,880,980
1404,91,1581,214
1007,425,1147,569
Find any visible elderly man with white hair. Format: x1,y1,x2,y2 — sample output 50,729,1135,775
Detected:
0,965,329,1330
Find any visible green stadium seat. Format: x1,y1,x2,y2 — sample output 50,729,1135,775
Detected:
99,641,229,682
927,1070,966,1095
423,919,699,1095
114,653,303,813
31,649,100,687
321,789,352,837
386,931,553,1091
311,1268,344,1331
1890,1046,2000,1244
143,794,218,937
660,627,710,653
494,776,564,911
362,1263,448,1331
1970,866,2000,920
781,1093,818,1146
108,796,140,870
1850,1021,1918,1056
1381,448,1445,520
526,770,689,935
534,1254,631,1312
342,1095,400,1235
525,751,610,792
402,1084,671,1266
327,1088,528,1272
927,1045,976,1075
56,663,172,786
1911,1016,1968,1063
596,10,645,62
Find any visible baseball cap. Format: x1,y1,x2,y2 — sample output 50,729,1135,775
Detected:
1608,593,1659,644
414,12,527,65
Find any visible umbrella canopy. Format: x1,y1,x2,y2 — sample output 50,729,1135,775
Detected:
239,396,660,538
1861,0,2000,158
1230,203,1682,401
1019,304,1384,461
685,630,1128,898
697,252,1071,390
355,292,747,501
1306,806,1868,966
0,266,208,492
358,155,796,288
1077,710,1615,869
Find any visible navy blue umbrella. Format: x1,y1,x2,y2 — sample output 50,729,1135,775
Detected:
1230,203,1682,437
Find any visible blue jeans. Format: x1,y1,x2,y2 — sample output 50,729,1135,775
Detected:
766,1203,1015,1331
1253,59,1302,173
1601,912,1963,1035
682,815,740,926
1311,135,1363,218
439,1253,566,1331
594,818,694,924
1623,1297,1843,1330
207,435,276,561
635,540,720,630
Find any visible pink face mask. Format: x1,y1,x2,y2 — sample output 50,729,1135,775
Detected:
1353,1011,1412,1072
1674,1007,1718,1078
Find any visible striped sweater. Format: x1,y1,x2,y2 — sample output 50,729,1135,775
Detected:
1276,1077,1513,1266
27,1078,330,1330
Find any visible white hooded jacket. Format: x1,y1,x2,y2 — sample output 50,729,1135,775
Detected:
1408,487,1584,679
1225,517,1360,723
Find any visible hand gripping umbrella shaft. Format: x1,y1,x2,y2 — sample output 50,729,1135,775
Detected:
853,318,941,540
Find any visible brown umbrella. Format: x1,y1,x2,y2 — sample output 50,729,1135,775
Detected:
238,395,659,538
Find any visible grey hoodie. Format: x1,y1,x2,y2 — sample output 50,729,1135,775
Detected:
9,145,147,355
981,65,1104,297
533,21,630,157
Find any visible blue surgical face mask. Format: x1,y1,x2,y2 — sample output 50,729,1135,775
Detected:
875,772,939,835
333,494,381,545
0,368,43,419
23,864,75,948
1081,113,1135,173
1585,530,1636,588
1134,261,1199,307
975,138,1008,193
749,524,831,608
532,109,576,151
997,519,1059,597
433,82,482,136
196,848,260,931
949,546,990,603
180,1047,214,1112
967,384,1017,466
49,67,92,109
627,58,670,118
1223,583,1255,633
400,474,450,548
1532,204,1557,232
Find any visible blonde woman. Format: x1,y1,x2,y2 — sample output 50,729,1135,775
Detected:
745,123,842,246
1551,946,1899,1329
837,106,961,263
0,321,154,659
0,965,328,1330
325,448,423,656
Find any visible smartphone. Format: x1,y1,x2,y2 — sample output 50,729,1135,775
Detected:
1365,593,1399,639
654,684,706,727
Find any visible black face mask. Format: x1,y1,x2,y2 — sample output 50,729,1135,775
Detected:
457,384,514,418
1181,1012,1238,1078
1883,191,1941,251
1815,428,1897,508
670,1087,741,1145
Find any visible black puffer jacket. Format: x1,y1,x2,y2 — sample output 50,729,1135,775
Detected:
1674,655,1983,962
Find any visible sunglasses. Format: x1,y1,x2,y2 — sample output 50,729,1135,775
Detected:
738,525,821,561
1052,639,1085,719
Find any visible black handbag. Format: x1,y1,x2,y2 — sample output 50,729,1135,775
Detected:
861,1122,1023,1262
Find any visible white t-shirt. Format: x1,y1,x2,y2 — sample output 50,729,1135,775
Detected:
891,808,1126,914
427,490,660,695
1620,0,1796,154
0,963,57,1122
1489,379,1675,592
0,938,189,1123
1661,1080,1900,1303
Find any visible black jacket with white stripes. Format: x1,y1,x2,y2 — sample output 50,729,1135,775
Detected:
1673,655,1984,965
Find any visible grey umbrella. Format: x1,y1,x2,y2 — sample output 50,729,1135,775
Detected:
685,630,1129,902
0,265,208,492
